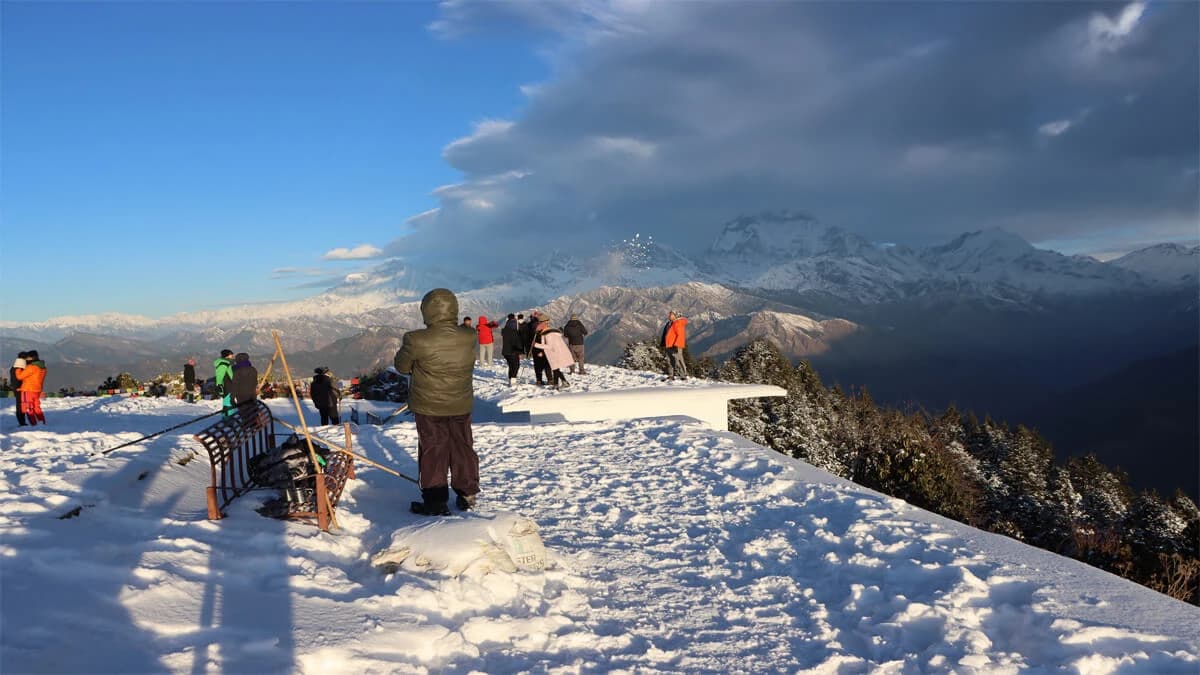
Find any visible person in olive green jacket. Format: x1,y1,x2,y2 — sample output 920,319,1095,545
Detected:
394,288,480,516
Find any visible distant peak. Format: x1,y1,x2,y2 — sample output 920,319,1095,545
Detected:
720,210,819,231
932,228,1033,258
709,210,848,257
1118,242,1200,257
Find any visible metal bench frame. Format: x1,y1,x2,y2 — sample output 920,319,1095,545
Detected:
194,400,354,531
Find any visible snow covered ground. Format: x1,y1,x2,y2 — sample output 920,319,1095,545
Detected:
2,363,1198,674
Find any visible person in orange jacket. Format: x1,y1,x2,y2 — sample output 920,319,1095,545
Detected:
15,349,47,425
663,311,689,381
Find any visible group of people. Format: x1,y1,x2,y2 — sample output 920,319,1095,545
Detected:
468,311,590,390
9,350,47,427
211,350,258,417
187,351,343,426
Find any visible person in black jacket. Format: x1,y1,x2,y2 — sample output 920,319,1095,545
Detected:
230,353,258,409
562,313,589,375
501,313,522,386
519,312,537,359
10,351,29,426
310,367,341,425
182,358,196,403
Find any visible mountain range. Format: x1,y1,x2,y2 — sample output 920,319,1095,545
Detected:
3,211,1194,377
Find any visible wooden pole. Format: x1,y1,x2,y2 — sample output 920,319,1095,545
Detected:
257,350,277,391
343,423,356,480
272,331,337,531
274,417,418,484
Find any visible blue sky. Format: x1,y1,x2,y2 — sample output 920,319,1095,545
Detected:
3,1,1197,323
2,1,545,321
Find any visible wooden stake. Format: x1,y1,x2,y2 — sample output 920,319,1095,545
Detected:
257,350,277,391
272,331,338,531
274,417,418,484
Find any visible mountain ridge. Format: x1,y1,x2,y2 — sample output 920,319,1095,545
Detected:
2,214,1192,342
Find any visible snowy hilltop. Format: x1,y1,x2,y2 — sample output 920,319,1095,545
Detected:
2,364,1198,673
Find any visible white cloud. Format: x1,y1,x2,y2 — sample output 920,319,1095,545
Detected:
1088,2,1146,47
1068,1,1147,64
1039,120,1073,137
593,136,656,160
322,244,384,261
444,118,515,155
405,207,441,225
271,267,326,279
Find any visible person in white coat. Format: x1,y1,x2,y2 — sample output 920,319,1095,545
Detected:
532,320,573,390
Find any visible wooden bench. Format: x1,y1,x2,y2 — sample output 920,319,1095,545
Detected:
194,400,355,531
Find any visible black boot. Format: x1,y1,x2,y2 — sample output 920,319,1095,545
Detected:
455,493,476,511
410,501,451,516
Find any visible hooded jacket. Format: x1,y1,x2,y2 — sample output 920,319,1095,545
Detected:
230,354,258,406
665,317,688,349
501,317,522,356
534,328,574,371
394,288,477,416
16,360,46,392
310,371,340,409
213,356,234,395
476,315,498,345
563,319,588,346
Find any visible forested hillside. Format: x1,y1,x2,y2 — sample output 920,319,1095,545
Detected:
620,339,1200,604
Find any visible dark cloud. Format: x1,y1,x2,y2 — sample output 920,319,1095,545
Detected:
399,0,1197,261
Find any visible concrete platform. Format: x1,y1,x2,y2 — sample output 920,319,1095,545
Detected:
498,383,787,430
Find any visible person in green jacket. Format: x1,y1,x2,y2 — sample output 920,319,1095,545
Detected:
394,288,479,516
214,349,235,416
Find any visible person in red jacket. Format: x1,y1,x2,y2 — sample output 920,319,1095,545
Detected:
476,315,499,369
15,350,47,425
663,312,689,381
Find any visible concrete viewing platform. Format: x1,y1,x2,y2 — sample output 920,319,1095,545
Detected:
498,383,788,431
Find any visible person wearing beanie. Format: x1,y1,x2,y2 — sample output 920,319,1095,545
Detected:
533,320,573,390
230,352,258,410
15,350,47,426
562,313,589,375
214,349,235,415
394,288,480,516
310,366,342,426
519,311,538,360
501,313,522,386
182,358,197,403
10,351,29,426
529,317,552,386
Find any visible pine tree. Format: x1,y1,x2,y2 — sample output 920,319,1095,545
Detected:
618,340,668,373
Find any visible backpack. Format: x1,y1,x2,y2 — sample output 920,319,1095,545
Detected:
250,434,332,517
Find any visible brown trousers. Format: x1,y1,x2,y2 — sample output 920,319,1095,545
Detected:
415,412,479,504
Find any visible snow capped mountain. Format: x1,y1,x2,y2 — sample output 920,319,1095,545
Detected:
914,228,1147,300
700,215,1157,303
2,212,1193,369
1110,242,1200,287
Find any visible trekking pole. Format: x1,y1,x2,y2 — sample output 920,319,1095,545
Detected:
274,417,419,484
96,408,226,456
379,403,410,426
